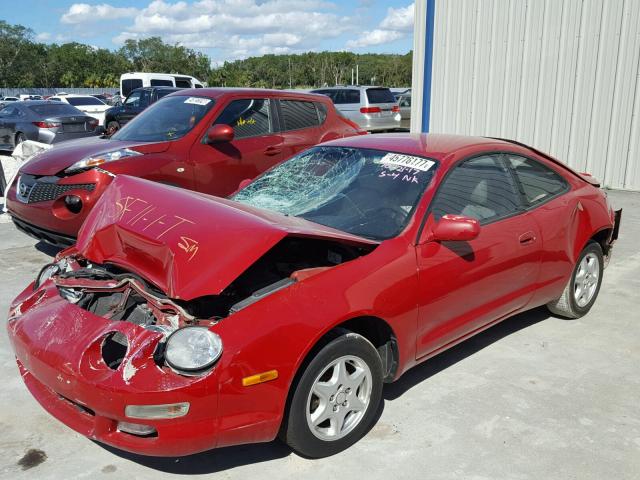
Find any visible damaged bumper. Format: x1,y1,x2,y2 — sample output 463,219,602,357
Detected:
7,285,221,457
604,208,622,269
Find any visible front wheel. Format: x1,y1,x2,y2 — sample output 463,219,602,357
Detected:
547,241,604,318
281,331,383,458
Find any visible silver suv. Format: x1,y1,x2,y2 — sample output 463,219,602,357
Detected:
310,86,401,132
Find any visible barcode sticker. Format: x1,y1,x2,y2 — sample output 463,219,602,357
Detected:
184,97,211,105
380,153,434,171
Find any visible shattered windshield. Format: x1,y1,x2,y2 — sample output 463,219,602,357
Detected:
112,95,214,142
233,146,438,240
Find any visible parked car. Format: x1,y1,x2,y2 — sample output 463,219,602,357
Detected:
49,94,110,126
104,87,181,133
18,94,43,101
0,96,19,108
0,101,100,150
5,88,364,246
397,93,411,130
390,87,411,101
121,72,204,97
310,86,401,132
6,134,621,458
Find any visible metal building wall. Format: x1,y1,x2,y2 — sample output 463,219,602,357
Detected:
429,0,640,191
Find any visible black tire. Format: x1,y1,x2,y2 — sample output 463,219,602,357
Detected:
281,330,383,458
547,241,604,319
15,132,26,146
106,121,120,134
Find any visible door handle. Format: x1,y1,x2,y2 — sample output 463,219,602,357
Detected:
519,231,536,245
263,146,281,156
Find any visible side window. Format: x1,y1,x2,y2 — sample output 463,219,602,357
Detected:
125,91,141,107
507,155,568,206
150,79,174,87
122,79,143,97
0,106,15,116
139,90,151,108
431,155,522,224
214,98,272,139
175,79,191,88
280,100,319,131
345,90,361,103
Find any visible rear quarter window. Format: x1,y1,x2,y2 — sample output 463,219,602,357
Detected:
280,100,320,131
507,155,569,206
151,79,174,87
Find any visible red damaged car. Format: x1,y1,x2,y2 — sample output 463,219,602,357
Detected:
7,134,621,458
5,88,362,247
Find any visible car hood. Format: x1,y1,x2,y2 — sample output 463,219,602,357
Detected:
75,175,378,300
20,137,170,176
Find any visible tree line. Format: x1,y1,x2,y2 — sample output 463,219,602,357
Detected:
0,20,412,89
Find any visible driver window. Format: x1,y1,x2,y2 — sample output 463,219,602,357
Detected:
431,155,522,224
214,98,272,139
125,91,141,107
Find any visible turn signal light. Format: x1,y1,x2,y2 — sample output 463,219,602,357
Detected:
391,105,400,113
242,370,279,386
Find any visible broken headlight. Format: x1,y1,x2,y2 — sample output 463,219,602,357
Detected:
34,263,61,290
164,327,222,374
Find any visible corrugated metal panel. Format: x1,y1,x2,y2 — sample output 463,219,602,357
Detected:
430,0,640,191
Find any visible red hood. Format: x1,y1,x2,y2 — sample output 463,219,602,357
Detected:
20,137,170,176
75,176,377,300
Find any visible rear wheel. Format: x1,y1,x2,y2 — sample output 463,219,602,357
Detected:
281,331,383,458
547,241,604,318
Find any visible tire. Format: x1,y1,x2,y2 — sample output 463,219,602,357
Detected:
106,121,120,134
547,241,604,319
15,133,26,146
281,330,383,458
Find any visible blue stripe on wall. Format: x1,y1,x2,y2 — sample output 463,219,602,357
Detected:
421,0,436,133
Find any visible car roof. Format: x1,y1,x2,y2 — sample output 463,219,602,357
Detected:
320,133,520,165
165,87,333,101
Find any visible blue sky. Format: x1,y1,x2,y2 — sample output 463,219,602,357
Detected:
3,0,415,64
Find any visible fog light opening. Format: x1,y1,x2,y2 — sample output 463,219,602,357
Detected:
117,421,158,437
64,195,82,214
101,332,128,370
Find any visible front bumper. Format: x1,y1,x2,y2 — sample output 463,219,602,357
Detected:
5,168,113,243
7,285,221,456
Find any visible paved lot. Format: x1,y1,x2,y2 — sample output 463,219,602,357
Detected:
0,189,638,480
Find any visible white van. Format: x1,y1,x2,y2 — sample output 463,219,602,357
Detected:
120,72,205,97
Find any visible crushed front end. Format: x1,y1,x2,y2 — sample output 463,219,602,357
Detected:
6,255,223,456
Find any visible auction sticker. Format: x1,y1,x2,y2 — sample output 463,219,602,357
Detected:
184,97,211,106
380,153,434,171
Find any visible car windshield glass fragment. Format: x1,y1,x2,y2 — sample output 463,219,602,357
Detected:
112,96,214,142
233,146,437,240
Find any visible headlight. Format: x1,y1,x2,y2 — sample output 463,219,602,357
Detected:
165,327,223,374
34,262,60,290
65,148,141,174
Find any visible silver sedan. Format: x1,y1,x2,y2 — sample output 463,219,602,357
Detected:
0,101,101,150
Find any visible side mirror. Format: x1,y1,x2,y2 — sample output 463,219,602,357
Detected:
206,124,234,144
238,178,252,190
431,214,480,242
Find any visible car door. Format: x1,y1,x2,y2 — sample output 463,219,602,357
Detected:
415,154,541,358
505,154,573,305
0,106,14,147
0,106,20,147
119,90,145,124
189,97,283,196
